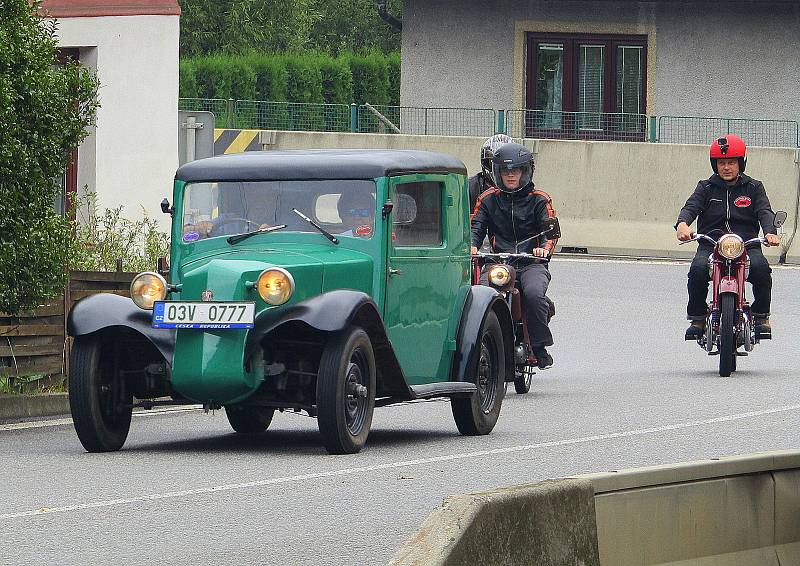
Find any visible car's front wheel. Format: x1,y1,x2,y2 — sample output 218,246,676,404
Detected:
225,406,275,433
452,310,506,435
316,326,376,454
69,334,133,452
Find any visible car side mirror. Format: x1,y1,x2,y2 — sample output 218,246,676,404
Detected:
161,198,174,217
774,210,787,229
543,217,561,239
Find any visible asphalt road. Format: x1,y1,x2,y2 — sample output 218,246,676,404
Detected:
2,259,800,565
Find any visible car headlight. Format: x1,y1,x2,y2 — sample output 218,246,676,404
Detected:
488,265,512,287
130,272,168,310
256,268,294,305
718,234,744,259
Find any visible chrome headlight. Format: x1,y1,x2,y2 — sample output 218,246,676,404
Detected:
256,268,294,305
130,272,168,310
488,265,512,287
718,234,744,259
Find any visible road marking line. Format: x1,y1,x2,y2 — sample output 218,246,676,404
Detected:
0,407,202,432
2,402,799,521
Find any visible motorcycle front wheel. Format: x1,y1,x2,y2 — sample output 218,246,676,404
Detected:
718,293,737,377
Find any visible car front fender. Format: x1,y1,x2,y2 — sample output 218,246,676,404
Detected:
453,285,514,384
246,290,410,398
67,293,176,363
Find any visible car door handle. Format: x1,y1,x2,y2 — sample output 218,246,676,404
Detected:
388,267,402,276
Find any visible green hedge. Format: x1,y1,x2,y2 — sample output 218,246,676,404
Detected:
181,51,399,110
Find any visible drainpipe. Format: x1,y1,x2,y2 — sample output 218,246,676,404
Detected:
375,1,402,31
778,148,800,264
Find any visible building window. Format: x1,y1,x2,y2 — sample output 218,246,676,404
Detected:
525,33,647,140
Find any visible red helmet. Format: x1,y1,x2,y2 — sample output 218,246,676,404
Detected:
710,134,747,174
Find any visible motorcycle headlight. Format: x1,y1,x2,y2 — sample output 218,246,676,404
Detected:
718,234,744,259
130,272,168,310
256,268,294,305
488,265,512,287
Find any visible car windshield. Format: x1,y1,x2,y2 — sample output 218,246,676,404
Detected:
180,180,377,243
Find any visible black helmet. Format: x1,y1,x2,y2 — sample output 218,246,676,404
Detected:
480,134,513,184
491,142,534,193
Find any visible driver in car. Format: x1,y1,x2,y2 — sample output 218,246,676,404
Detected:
471,142,558,369
337,190,376,237
676,134,780,339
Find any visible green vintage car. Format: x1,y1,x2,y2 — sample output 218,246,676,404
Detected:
67,150,514,454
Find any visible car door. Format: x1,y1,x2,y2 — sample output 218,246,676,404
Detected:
382,175,463,385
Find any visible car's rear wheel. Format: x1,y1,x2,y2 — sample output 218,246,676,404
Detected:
225,406,275,433
69,334,133,452
452,310,505,435
317,326,376,454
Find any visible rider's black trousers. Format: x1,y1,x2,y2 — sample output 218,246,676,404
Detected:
481,263,554,348
687,244,772,319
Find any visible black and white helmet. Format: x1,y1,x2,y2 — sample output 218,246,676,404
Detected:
480,134,513,184
491,142,535,193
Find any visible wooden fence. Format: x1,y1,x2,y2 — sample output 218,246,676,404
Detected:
0,271,137,383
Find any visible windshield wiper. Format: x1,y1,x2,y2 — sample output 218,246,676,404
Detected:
291,208,338,245
227,224,287,245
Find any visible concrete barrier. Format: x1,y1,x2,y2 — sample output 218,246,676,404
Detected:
390,450,800,566
243,130,800,261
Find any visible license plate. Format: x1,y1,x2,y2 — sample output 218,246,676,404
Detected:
152,301,255,329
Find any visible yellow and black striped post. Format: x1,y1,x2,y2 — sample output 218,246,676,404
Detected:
213,129,262,155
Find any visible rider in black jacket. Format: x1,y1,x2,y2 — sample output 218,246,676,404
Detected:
471,143,558,368
468,134,512,212
675,134,780,339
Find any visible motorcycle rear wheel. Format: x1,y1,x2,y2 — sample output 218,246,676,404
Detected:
719,293,737,377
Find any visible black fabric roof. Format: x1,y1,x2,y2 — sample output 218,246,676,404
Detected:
175,149,467,182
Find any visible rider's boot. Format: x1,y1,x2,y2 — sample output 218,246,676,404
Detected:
685,320,705,340
532,347,553,370
754,314,771,339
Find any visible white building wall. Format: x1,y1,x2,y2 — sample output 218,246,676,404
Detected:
53,15,179,224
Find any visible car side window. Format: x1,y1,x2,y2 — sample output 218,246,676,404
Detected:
393,182,443,247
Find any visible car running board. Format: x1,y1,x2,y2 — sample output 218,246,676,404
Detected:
409,382,477,399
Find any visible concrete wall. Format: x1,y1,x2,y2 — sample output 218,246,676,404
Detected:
391,450,800,566
249,130,800,261
53,15,180,224
401,1,800,122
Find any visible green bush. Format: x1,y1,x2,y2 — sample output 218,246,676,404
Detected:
68,191,170,273
0,0,99,315
284,53,325,130
180,51,401,130
179,60,199,99
317,53,352,131
348,50,390,106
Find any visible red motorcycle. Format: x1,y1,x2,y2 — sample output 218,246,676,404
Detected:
681,211,786,376
472,218,560,393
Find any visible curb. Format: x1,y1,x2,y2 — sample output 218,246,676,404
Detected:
0,393,70,422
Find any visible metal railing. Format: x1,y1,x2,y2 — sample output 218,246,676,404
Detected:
178,98,800,147
178,98,232,128
235,100,352,132
657,116,799,148
504,110,650,142
357,106,496,137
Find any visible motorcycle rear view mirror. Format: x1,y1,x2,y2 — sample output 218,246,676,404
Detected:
543,217,561,239
774,210,788,229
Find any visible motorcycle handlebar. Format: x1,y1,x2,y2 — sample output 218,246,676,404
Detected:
475,252,550,263
680,233,767,247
